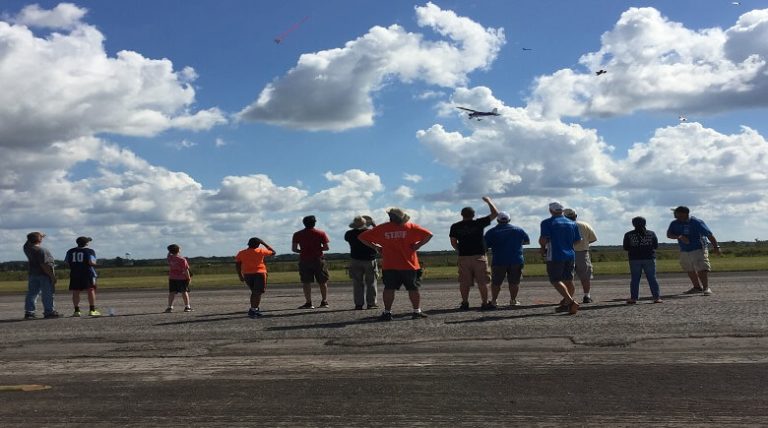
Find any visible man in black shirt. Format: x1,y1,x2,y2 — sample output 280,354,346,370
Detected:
449,196,498,310
344,215,378,309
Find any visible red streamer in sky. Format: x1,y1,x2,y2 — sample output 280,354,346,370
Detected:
274,16,310,44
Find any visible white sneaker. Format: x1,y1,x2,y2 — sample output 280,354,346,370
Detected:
510,299,521,306
703,288,713,296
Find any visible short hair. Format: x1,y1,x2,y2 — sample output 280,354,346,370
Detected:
460,207,475,218
26,232,44,243
302,215,317,228
167,244,180,254
247,237,262,248
673,206,690,214
632,216,646,228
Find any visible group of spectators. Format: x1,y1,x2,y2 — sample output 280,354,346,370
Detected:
20,202,719,321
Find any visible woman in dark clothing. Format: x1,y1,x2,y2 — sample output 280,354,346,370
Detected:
622,217,662,304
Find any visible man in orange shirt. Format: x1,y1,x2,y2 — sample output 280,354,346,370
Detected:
358,208,433,321
235,237,276,318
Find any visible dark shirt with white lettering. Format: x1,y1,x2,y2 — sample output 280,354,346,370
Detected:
623,229,658,260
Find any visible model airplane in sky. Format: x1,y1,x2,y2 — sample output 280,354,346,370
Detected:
456,107,500,120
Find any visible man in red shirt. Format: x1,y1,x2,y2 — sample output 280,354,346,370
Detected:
236,237,276,318
292,215,331,309
358,208,433,321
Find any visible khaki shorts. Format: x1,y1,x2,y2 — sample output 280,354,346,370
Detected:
457,255,490,288
574,251,593,282
298,259,330,284
679,249,711,272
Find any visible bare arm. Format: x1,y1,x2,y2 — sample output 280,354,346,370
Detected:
236,262,243,281
262,242,277,256
450,237,459,251
357,236,381,252
292,242,300,253
667,231,690,244
412,233,433,251
707,234,721,256
482,196,499,221
538,236,549,257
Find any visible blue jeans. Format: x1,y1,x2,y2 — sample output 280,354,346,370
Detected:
629,259,660,300
25,275,56,314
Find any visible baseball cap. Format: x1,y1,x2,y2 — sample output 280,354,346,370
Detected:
76,236,92,246
563,208,577,219
497,211,511,223
548,202,564,212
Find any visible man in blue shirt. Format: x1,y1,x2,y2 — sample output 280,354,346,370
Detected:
666,206,721,295
539,202,581,315
484,211,529,307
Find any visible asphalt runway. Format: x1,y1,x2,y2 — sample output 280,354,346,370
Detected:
1,271,767,427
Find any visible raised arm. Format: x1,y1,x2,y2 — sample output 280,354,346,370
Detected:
482,196,499,221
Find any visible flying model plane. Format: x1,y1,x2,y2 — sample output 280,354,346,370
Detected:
595,69,607,76
457,107,500,120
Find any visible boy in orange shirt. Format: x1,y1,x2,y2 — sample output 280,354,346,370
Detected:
235,237,276,318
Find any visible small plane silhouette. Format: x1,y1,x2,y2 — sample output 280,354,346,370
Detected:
522,47,533,51
457,107,500,120
596,69,607,76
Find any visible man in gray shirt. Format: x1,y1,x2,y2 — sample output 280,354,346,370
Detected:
23,232,59,319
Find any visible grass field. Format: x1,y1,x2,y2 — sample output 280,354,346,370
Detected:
1,256,765,293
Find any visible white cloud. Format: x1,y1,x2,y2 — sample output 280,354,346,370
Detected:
403,173,422,183
614,123,768,211
238,2,504,131
418,86,616,198
306,170,385,211
527,7,768,119
415,90,445,100
394,185,414,200
214,138,227,147
170,139,197,150
12,3,86,29
0,8,226,149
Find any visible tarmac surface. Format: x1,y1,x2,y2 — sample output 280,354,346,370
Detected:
1,271,767,427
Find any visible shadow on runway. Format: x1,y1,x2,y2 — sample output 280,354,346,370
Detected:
266,316,383,331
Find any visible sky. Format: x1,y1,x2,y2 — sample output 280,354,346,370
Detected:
1,0,768,261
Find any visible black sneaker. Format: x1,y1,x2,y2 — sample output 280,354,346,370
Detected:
459,301,470,311
24,312,36,320
183,306,193,312
367,304,379,309
319,301,329,308
554,304,569,313
297,302,314,309
683,287,704,295
412,311,428,319
354,305,364,310
378,312,393,321
582,296,593,304
43,311,60,319
480,302,495,311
